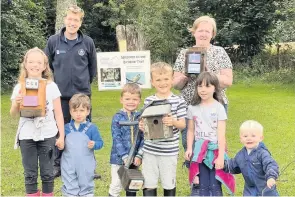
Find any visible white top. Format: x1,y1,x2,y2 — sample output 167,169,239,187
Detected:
11,82,61,147
187,100,227,143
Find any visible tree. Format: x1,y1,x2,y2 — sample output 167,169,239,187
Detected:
1,0,46,91
55,0,77,32
93,0,191,63
189,0,278,62
78,0,117,52
272,0,295,42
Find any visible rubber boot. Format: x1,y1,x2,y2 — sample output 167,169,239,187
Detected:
191,184,200,196
126,190,136,196
42,192,54,196
143,188,157,197
164,187,176,196
26,190,40,197
94,170,101,180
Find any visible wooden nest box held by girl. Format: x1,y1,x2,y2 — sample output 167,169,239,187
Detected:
20,78,46,117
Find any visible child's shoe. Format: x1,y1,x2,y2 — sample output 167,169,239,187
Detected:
42,192,53,196
26,190,40,197
191,184,200,196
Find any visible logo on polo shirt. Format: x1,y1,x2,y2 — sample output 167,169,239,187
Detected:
78,49,85,56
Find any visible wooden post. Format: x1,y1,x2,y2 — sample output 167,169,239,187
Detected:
116,25,146,52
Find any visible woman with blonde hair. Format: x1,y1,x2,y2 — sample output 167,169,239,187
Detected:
173,16,233,195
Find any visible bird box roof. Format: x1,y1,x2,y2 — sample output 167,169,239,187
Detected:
141,104,171,118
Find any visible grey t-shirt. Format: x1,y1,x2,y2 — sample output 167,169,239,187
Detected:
187,100,227,143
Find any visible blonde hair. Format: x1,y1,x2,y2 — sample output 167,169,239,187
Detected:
189,16,217,38
18,47,53,82
150,62,173,79
69,93,91,110
65,4,85,20
121,83,141,98
240,120,264,135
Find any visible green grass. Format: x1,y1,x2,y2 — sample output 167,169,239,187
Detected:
1,82,295,196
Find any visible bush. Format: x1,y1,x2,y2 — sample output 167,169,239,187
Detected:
233,45,295,84
1,0,46,93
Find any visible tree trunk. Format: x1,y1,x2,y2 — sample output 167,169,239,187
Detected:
116,25,146,51
55,0,77,33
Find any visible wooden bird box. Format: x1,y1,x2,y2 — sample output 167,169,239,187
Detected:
185,47,206,78
118,166,144,191
141,100,173,140
19,78,46,118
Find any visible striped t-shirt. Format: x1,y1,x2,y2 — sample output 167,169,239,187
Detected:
142,93,187,156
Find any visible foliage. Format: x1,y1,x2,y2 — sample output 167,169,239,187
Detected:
44,0,57,38
233,45,295,84
272,0,295,43
78,0,117,52
92,0,192,63
189,0,278,62
1,83,295,195
1,0,47,92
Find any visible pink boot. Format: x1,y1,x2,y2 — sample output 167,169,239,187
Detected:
42,192,53,196
26,190,40,197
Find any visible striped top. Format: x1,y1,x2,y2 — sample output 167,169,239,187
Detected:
142,93,187,156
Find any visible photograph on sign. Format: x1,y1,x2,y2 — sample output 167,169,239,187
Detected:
100,68,121,88
126,72,145,85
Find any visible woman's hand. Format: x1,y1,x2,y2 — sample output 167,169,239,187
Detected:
173,72,188,90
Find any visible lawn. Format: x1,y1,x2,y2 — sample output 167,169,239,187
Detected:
1,82,295,196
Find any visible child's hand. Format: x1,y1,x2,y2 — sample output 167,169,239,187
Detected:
193,176,199,184
88,140,95,149
139,119,144,132
185,148,193,161
214,156,224,169
55,138,64,150
123,158,128,165
267,178,276,188
162,113,173,127
15,90,23,105
133,157,142,166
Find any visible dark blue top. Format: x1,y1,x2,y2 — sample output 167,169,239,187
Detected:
65,120,103,150
109,110,144,165
45,27,97,99
224,142,279,196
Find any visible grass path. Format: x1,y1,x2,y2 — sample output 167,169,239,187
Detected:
1,82,295,196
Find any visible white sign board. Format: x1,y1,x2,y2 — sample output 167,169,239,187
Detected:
97,51,151,91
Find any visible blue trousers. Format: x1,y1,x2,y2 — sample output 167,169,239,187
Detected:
191,162,222,196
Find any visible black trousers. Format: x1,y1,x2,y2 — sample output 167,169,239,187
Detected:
19,137,55,193
54,98,92,168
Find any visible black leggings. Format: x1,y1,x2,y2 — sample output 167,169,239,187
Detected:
20,137,55,193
